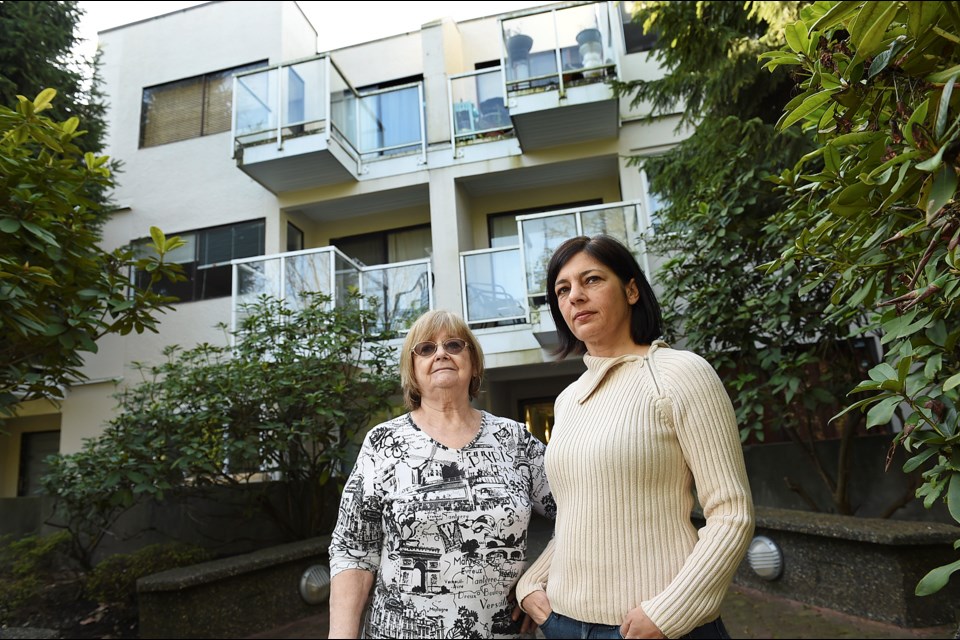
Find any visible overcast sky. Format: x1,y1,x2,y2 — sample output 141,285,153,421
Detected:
75,1,555,60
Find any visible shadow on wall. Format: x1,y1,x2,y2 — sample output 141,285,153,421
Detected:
742,434,952,523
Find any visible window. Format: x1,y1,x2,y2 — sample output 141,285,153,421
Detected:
487,200,602,248
621,2,659,54
18,431,60,496
135,219,265,302
332,224,431,266
354,74,424,156
140,61,266,148
287,222,304,253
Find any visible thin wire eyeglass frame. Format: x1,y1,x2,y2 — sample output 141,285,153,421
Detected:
411,338,470,357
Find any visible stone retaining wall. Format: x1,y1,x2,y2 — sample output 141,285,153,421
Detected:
137,536,330,639
716,506,960,627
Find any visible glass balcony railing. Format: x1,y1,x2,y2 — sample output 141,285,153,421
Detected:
233,56,426,165
234,56,329,147
329,64,426,163
232,247,431,335
518,201,645,305
460,247,527,325
361,258,433,334
449,68,513,148
500,2,617,97
459,201,646,326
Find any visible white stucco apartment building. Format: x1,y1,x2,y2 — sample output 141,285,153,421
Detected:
2,0,687,499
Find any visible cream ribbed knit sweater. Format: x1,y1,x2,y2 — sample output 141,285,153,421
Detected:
516,341,754,638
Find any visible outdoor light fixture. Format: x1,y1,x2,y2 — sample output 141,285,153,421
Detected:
746,535,783,581
299,564,331,604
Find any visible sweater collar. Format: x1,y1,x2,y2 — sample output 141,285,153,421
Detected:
576,340,669,404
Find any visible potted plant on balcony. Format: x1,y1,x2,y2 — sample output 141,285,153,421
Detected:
506,30,534,82
576,27,603,76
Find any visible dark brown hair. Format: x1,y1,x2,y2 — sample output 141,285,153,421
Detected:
545,235,663,359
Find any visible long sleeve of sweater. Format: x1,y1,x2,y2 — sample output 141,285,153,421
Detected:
639,349,754,636
516,344,754,638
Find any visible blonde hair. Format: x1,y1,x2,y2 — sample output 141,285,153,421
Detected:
400,310,484,409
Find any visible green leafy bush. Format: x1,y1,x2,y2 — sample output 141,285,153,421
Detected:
762,1,960,594
43,291,400,565
85,542,211,607
0,89,184,427
0,532,73,623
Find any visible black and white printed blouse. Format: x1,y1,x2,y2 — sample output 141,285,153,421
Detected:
329,410,556,639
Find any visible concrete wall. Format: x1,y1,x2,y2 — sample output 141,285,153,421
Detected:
744,434,953,523
138,536,331,639
723,507,960,628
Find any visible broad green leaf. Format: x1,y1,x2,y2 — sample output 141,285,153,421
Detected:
908,2,943,39
904,99,930,148
849,1,900,58
61,117,79,134
866,150,920,181
916,143,948,172
868,36,905,79
949,473,960,524
761,54,804,72
867,395,902,427
150,226,165,248
935,73,959,139
928,65,960,83
829,131,883,147
0,219,21,233
785,21,808,54
924,353,942,379
897,355,913,383
811,0,862,31
945,371,960,391
903,447,939,473
33,88,57,112
869,362,899,382
926,163,958,222
932,25,960,45
780,89,837,130
916,558,960,596
927,320,948,347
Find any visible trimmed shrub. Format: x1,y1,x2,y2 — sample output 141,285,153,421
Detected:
86,542,212,607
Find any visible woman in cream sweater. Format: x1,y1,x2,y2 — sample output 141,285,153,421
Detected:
516,235,754,639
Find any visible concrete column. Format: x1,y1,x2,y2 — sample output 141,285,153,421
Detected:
427,167,469,314
421,18,464,147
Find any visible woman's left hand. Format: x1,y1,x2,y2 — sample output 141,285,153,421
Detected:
619,605,666,639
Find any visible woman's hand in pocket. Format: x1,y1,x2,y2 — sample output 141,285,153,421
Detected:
520,590,553,626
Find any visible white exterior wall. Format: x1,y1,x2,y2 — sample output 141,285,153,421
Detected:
2,1,690,497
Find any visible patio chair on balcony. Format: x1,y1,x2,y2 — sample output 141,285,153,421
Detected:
478,98,511,130
467,282,525,322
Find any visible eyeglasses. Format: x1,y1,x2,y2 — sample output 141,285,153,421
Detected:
412,338,469,357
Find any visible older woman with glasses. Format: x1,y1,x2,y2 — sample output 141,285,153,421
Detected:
328,309,556,639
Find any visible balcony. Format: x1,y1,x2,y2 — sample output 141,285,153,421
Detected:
232,56,426,194
232,246,432,335
449,68,514,157
231,202,648,349
461,200,649,347
499,2,620,151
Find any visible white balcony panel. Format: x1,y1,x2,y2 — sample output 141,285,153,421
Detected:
508,84,619,151
237,134,356,194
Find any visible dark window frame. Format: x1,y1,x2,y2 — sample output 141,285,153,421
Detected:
134,218,266,303
487,199,603,248
621,2,659,54
139,60,267,148
331,223,431,267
